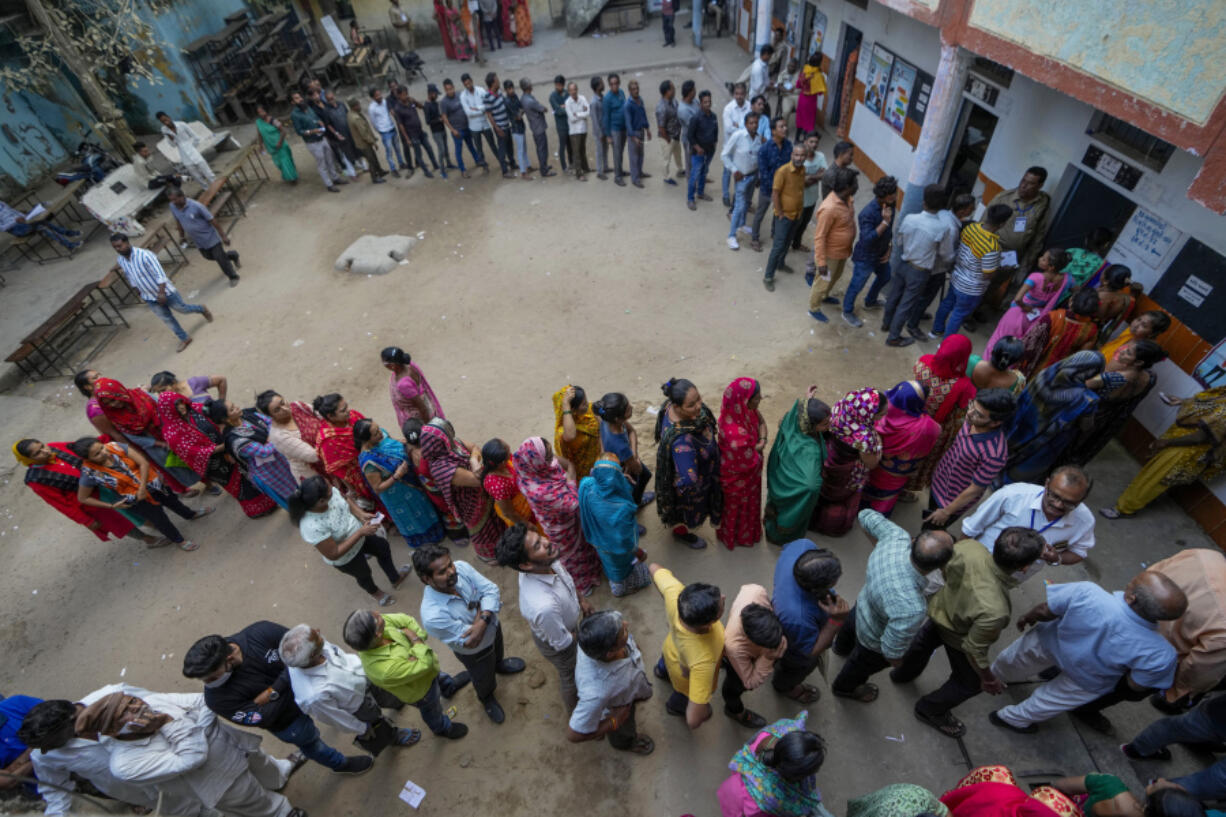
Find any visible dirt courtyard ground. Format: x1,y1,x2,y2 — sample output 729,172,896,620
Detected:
0,32,1220,817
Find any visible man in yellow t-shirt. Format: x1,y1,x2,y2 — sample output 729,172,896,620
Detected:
649,564,725,730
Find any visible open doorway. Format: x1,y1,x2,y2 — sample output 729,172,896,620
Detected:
1044,169,1136,251
942,100,998,196
827,23,861,130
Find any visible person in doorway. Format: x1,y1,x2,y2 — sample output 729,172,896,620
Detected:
623,79,652,188
182,621,374,776
795,52,826,137
880,184,958,344
156,112,215,188
567,611,655,754
844,175,897,327
495,523,592,712
112,232,212,353
290,92,346,192
656,81,683,185
831,510,954,703
930,203,1010,338
762,143,808,289
413,543,526,724
806,166,858,322
167,188,240,288
685,90,718,210
603,73,628,185
549,75,571,174
983,166,1052,311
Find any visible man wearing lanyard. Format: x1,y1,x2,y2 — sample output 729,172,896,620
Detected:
960,465,1095,582
981,166,1051,311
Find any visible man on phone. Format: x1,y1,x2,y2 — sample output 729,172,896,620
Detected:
770,540,850,704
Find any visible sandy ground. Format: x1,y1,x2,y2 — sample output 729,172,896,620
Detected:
0,32,1220,817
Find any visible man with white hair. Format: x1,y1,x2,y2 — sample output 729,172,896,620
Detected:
280,624,420,753
567,610,654,755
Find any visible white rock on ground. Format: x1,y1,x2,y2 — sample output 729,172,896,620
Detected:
333,234,418,275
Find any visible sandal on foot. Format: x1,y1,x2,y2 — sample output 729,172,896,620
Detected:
626,735,654,755
395,727,422,747
378,594,396,607
725,708,767,728
915,708,965,738
1099,507,1133,519
178,540,199,552
785,684,821,704
145,536,173,549
833,683,879,703
393,566,413,588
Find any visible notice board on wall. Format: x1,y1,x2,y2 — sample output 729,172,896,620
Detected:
907,68,934,127
1148,237,1226,342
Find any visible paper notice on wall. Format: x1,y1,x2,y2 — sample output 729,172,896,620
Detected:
1185,274,1214,298
1178,285,1205,308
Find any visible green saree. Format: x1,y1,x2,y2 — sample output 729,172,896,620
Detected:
763,398,826,544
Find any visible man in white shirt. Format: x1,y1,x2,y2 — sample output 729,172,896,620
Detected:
567,611,655,755
720,112,765,251
155,112,214,189
95,690,303,817
21,685,161,816
911,193,976,334
882,183,956,345
496,524,593,712
459,73,491,170
280,624,420,752
720,83,750,206
748,44,774,99
368,88,408,174
112,232,211,353
961,465,1096,582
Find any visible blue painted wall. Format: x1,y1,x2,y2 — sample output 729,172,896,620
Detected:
0,67,99,190
121,0,249,132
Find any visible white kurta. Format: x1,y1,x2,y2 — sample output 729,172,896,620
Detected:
287,639,370,734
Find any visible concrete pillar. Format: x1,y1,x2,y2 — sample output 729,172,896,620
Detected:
692,0,703,48
895,41,971,223
754,0,770,54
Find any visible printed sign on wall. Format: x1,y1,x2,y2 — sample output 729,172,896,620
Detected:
884,59,916,134
863,43,894,117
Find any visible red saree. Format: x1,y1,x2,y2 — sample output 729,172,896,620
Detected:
941,766,1081,817
863,382,939,514
19,441,135,541
434,0,457,59
316,409,377,505
908,335,976,491
1019,309,1099,379
716,377,763,549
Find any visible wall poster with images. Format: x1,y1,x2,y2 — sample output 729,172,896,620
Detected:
883,58,916,134
808,7,827,60
863,42,894,116
1195,339,1226,389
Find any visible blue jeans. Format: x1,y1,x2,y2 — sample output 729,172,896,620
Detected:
9,220,79,248
687,153,709,203
727,173,756,237
379,129,407,170
451,129,485,172
412,675,454,735
843,258,891,315
932,286,982,336
1131,695,1226,799
144,290,205,343
722,167,732,202
273,713,345,770
511,132,530,173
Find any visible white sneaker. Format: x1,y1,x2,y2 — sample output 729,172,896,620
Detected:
736,225,751,235
727,236,740,250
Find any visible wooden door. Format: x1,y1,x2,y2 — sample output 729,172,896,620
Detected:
737,0,753,50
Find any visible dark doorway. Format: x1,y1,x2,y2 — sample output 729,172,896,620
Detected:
827,23,861,130
942,100,998,196
1044,169,1137,251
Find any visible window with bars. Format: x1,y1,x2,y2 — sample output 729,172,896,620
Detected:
1088,110,1175,172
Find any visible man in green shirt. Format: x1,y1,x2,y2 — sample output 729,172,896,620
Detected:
342,609,471,740
889,527,1045,739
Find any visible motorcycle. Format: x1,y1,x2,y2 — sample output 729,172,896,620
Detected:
54,141,122,187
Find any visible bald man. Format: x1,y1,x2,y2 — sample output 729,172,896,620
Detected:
988,570,1186,734
831,510,955,703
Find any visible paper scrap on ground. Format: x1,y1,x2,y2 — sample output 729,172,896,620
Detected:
399,781,426,808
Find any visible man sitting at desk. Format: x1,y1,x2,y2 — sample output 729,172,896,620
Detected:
132,141,183,190
0,200,81,250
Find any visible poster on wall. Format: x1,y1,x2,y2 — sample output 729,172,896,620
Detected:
785,1,799,50
883,59,916,134
863,44,894,117
1195,338,1226,389
808,8,827,60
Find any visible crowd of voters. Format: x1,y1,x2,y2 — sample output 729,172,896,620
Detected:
6,29,1226,817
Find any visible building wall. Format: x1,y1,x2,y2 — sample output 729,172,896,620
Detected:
122,0,250,131
349,0,560,44
967,0,1226,126
0,89,71,190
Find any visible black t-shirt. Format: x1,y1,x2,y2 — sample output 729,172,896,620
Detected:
424,100,445,133
202,620,300,733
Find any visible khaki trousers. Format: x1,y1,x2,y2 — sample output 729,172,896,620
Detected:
808,257,848,311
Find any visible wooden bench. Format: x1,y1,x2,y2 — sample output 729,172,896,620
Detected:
7,181,91,265
5,283,129,380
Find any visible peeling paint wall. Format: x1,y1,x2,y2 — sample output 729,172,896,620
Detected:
0,69,99,191
968,0,1226,125
121,0,249,133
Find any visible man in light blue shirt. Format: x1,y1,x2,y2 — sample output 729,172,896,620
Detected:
412,543,526,724
720,112,764,250
168,188,240,287
989,571,1186,733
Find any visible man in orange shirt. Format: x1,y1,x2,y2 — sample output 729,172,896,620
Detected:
807,166,859,321
763,144,808,289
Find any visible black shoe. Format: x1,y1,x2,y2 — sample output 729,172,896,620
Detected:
886,337,916,347
907,327,928,342
1122,742,1171,761
1072,710,1115,735
989,710,1037,734
495,657,526,674
390,170,401,178
1150,692,1189,715
228,251,241,268
615,177,626,186
483,697,506,724
334,755,374,775
441,671,471,698
442,721,469,739
653,657,669,680
822,296,840,305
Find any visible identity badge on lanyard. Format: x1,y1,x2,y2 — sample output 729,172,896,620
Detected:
1013,216,1027,233
1029,508,1058,535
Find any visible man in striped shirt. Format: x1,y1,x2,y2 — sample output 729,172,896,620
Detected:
930,203,1011,338
482,72,514,178
923,388,1015,530
112,233,212,353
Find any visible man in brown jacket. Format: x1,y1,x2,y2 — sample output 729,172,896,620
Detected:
347,99,389,184
807,166,859,322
